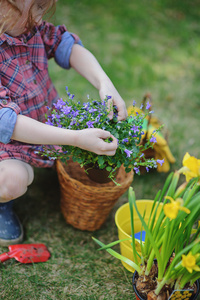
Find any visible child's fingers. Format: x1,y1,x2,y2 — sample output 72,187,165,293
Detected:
98,129,113,140
101,140,118,156
101,138,117,149
78,128,118,155
107,98,114,119
103,150,117,156
100,132,118,145
99,139,117,155
116,102,128,120
106,97,127,121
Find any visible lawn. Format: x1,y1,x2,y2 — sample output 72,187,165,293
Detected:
0,0,200,299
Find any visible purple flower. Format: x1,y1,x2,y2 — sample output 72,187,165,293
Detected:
150,136,157,143
54,98,65,109
133,100,136,106
46,120,53,126
86,120,94,128
153,161,158,168
71,110,79,117
140,104,144,109
134,166,140,174
68,94,75,99
124,149,132,157
70,120,77,126
95,116,100,122
131,125,139,133
88,108,97,113
122,138,129,143
106,95,112,100
83,102,90,110
157,159,164,166
146,101,151,110
62,106,72,115
146,167,149,172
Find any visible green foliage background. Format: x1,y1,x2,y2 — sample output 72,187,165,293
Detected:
0,1,200,299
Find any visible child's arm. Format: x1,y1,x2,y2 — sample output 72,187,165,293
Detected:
11,114,118,156
69,44,127,121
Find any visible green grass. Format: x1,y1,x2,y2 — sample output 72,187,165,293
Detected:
0,0,200,299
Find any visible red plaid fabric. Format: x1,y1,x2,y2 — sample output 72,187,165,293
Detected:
0,21,77,167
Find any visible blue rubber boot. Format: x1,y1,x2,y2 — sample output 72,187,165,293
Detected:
0,201,23,247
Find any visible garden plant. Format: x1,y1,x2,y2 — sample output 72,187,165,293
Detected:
38,88,163,183
93,153,200,299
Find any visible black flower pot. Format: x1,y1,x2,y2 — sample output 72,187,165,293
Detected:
132,271,200,300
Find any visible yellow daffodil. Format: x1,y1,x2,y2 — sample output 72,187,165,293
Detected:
179,152,200,182
182,251,200,273
164,196,190,219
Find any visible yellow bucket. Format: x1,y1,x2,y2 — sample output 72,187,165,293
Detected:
115,200,163,273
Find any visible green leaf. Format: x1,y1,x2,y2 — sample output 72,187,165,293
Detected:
92,237,141,274
128,187,139,265
97,156,105,167
98,238,132,250
106,166,112,171
130,189,163,279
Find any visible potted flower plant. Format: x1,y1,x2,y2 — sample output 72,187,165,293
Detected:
93,153,200,299
38,88,163,184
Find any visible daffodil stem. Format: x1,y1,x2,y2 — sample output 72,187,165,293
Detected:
128,188,139,265
155,278,168,295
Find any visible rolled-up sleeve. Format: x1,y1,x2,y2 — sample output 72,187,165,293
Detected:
55,31,83,69
0,107,17,144
39,22,68,59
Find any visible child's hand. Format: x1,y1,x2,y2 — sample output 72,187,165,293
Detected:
99,80,127,121
74,128,118,155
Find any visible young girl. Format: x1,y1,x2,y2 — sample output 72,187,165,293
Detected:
0,0,127,246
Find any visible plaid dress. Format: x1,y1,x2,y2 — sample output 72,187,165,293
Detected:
0,21,79,168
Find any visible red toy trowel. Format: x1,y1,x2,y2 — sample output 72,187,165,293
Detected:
0,244,51,264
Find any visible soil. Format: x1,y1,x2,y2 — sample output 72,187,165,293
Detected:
133,261,198,300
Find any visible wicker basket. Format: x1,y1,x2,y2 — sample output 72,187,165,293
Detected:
56,159,134,231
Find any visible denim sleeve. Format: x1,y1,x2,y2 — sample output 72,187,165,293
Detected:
0,108,17,144
54,31,83,69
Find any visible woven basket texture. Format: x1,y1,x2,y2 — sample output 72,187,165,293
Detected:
56,159,134,231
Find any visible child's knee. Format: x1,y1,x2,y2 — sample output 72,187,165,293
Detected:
0,174,27,202
0,179,27,202
0,160,34,201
